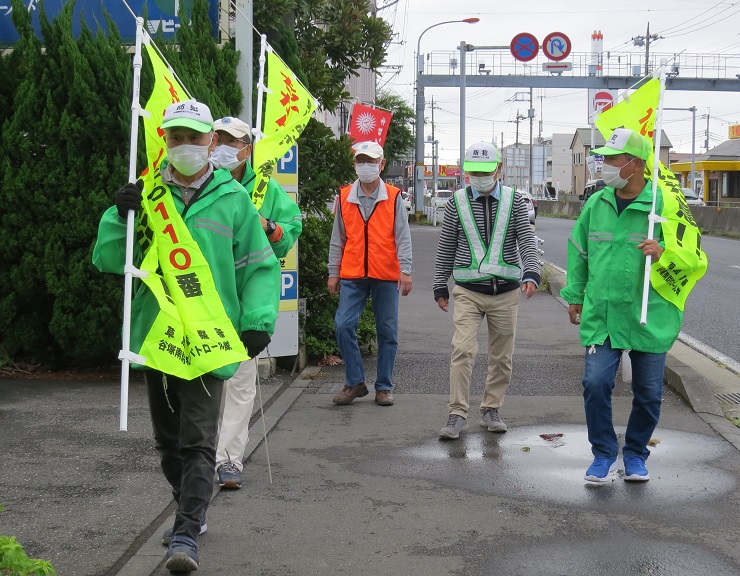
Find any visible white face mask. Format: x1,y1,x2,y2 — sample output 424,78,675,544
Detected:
601,158,635,190
167,136,213,177
355,162,381,184
210,144,246,171
468,175,497,194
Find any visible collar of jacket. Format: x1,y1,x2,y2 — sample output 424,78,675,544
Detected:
470,181,501,201
239,160,257,190
602,180,654,212
346,179,388,204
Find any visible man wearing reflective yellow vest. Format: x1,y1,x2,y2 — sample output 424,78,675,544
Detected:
328,141,413,407
434,141,540,440
93,101,279,573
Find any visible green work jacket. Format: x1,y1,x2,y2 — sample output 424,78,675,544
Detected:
560,181,683,353
240,162,302,258
92,167,280,379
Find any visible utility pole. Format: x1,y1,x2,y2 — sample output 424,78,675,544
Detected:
500,132,504,184
513,110,526,189
632,22,662,75
644,22,651,76
703,109,711,151
515,110,521,145
529,87,534,194
538,93,543,142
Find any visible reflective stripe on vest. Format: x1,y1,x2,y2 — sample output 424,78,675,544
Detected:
452,187,521,282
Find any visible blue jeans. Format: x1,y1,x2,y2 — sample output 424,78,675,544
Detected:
335,279,399,391
582,338,666,460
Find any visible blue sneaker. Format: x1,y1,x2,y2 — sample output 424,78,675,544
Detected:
624,455,650,482
584,456,618,483
217,462,243,489
164,535,199,572
161,520,207,547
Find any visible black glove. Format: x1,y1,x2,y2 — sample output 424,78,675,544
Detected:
241,330,271,358
115,180,144,219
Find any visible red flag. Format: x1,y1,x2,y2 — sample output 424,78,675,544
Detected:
348,103,393,146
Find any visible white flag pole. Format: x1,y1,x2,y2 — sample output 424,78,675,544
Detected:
118,17,147,431
639,60,668,326
253,35,268,144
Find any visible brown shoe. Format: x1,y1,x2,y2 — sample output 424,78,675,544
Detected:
332,383,369,405
375,390,394,406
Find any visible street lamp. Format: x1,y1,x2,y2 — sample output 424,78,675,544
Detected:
414,17,479,216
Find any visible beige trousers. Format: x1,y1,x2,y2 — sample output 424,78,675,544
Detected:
449,285,519,418
216,358,257,472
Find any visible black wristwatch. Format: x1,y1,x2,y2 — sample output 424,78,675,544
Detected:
265,219,277,236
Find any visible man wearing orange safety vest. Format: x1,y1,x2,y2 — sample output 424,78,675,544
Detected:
328,141,413,407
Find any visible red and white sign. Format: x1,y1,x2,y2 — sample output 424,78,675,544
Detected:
348,103,393,147
542,62,572,72
510,32,539,62
589,89,617,120
542,32,571,61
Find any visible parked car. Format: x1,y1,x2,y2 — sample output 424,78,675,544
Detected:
580,179,606,210
682,187,706,206
516,190,536,224
433,190,453,208
521,190,538,220
400,191,412,213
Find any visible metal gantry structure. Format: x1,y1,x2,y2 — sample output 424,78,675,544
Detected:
413,44,740,213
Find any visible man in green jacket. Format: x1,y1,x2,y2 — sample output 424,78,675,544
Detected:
561,128,696,485
93,101,279,573
209,116,302,489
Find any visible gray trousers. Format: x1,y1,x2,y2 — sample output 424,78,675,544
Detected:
145,370,223,542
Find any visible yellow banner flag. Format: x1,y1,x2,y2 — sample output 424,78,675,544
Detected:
142,41,186,172
252,47,316,210
595,78,660,140
595,78,707,311
134,38,247,378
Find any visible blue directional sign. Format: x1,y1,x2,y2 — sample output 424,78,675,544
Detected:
510,32,539,62
542,32,572,62
0,0,219,47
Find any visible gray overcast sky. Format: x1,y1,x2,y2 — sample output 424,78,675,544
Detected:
377,0,740,163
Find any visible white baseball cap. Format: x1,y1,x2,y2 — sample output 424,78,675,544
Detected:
214,116,252,140
161,99,214,133
352,141,384,159
463,141,501,172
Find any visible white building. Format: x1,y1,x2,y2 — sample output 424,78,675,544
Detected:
318,67,377,138
502,143,546,194
548,133,574,194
